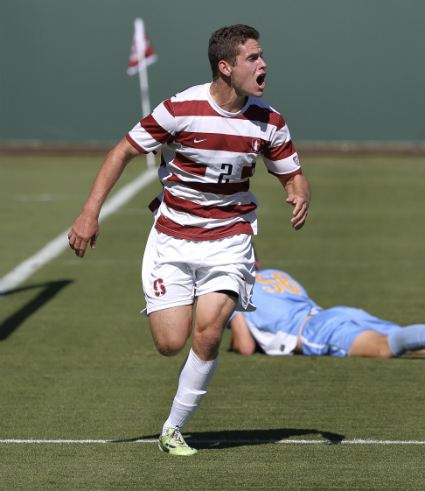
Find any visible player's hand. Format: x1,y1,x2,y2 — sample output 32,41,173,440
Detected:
286,194,309,230
68,214,99,258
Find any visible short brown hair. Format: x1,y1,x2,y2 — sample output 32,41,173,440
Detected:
208,24,260,80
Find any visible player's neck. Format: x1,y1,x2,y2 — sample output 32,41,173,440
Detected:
209,79,247,113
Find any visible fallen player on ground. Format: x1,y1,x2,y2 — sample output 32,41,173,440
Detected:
229,258,425,358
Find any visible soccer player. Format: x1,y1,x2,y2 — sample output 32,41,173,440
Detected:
68,25,311,456
229,259,425,358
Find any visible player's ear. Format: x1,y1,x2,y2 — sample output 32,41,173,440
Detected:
218,60,232,78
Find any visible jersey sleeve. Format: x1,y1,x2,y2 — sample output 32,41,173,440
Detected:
126,98,177,154
261,115,301,178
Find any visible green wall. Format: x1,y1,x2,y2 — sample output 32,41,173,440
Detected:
1,0,424,145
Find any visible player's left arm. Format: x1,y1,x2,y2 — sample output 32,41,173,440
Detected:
230,313,257,355
279,173,311,230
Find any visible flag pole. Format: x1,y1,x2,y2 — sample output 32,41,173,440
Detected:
135,18,155,169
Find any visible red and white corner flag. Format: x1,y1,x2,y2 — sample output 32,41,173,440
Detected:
127,18,158,75
127,18,157,168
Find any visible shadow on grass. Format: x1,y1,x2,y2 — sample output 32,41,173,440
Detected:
0,280,73,341
124,428,346,449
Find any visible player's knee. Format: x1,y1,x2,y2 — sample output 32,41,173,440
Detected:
155,341,185,357
192,328,222,358
199,329,222,349
235,343,256,356
153,337,187,357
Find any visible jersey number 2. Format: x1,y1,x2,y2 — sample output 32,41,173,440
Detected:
218,164,233,183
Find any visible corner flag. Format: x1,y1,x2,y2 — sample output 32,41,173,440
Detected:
127,18,157,169
127,18,158,75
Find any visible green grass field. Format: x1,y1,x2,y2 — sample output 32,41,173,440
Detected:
1,153,425,490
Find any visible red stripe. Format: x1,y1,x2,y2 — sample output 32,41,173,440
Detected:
241,105,286,130
172,100,285,133
173,153,207,177
164,189,256,219
263,141,296,161
163,99,175,117
166,174,250,195
176,131,264,154
241,162,256,179
140,114,174,144
173,100,219,117
268,168,302,178
126,134,148,154
155,215,253,241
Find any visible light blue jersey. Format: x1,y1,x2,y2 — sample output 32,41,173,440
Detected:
239,269,403,357
237,269,320,355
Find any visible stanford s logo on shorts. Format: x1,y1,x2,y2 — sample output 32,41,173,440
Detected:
153,278,167,297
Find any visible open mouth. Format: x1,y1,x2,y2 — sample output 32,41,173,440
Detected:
256,74,266,88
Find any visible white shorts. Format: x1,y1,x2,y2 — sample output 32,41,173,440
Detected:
141,227,256,315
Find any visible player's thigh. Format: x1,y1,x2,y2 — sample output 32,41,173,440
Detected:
149,305,193,356
195,291,238,331
348,330,394,358
192,291,237,358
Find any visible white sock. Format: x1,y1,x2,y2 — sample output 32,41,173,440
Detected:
161,348,218,435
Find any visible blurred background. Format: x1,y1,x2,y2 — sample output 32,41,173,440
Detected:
1,0,424,149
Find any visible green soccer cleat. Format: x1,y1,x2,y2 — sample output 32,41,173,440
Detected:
158,428,198,456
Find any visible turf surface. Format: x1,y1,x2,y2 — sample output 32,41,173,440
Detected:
1,154,424,489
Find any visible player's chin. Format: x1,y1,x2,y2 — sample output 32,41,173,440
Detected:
251,86,265,98
243,86,265,99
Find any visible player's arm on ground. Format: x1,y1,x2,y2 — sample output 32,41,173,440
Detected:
279,173,311,230
230,313,257,355
68,138,141,258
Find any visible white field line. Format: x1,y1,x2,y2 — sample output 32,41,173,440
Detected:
1,439,425,445
0,168,158,295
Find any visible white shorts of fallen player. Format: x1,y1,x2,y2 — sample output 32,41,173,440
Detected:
141,227,256,316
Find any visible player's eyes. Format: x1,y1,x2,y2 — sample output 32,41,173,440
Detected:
249,54,264,61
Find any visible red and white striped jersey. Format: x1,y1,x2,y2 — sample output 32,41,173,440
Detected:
126,83,302,241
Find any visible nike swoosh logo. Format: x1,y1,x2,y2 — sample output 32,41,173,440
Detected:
194,138,207,143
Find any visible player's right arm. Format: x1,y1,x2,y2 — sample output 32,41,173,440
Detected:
68,137,141,258
230,313,257,355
